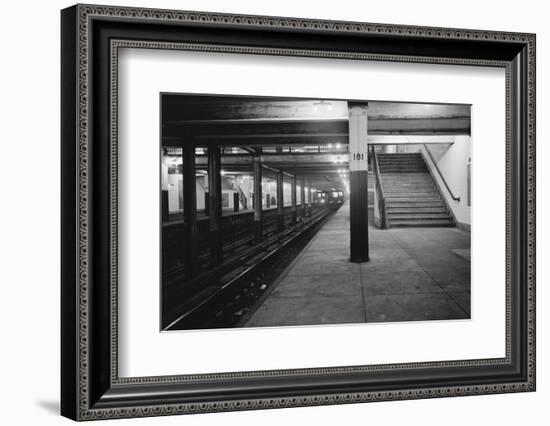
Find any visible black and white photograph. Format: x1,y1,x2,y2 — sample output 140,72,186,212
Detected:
161,94,472,331
52,1,537,422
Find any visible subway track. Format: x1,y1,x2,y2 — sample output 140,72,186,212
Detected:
164,204,340,331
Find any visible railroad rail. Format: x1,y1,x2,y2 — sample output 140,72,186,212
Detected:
163,204,339,330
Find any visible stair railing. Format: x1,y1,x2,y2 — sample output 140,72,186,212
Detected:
371,146,387,229
237,186,248,209
422,144,461,202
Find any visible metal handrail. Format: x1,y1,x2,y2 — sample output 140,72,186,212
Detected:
422,144,460,202
371,146,387,228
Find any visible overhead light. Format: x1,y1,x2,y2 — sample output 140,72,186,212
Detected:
313,100,333,111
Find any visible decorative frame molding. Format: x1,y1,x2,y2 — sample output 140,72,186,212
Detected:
61,4,536,421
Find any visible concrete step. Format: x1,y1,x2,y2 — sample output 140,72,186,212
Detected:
379,155,423,157
387,207,445,212
380,164,427,167
382,181,433,185
379,158,425,160
388,212,451,219
383,181,434,185
386,202,444,208
386,204,444,210
384,187,435,191
387,207,448,213
382,175,432,178
385,191,437,195
383,182,433,186
383,179,433,182
379,160,425,163
380,168,429,173
388,219,455,228
384,179,430,182
382,177,432,182
382,175,431,179
381,171,432,179
380,167,426,169
380,163,424,166
384,193,440,198
385,194,441,199
386,199,443,205
385,195,439,200
378,160,425,164
378,154,422,158
382,171,430,174
384,177,433,182
380,165,426,167
383,185,435,190
383,185,434,189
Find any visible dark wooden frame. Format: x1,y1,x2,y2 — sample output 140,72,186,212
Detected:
61,4,536,421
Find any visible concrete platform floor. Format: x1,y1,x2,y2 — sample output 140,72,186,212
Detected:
244,202,470,327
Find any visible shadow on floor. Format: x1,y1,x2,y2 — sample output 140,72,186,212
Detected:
35,400,59,416
245,203,471,327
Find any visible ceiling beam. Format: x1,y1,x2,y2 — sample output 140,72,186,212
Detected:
161,98,349,121
161,95,470,122
162,117,470,144
196,153,347,165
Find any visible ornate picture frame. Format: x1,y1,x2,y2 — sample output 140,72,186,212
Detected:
61,4,535,421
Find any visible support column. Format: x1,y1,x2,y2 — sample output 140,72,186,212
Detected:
253,156,263,244
233,193,239,212
300,176,306,219
290,174,297,225
348,103,369,263
208,146,222,266
161,148,170,222
306,178,312,217
183,142,199,277
276,170,284,231
161,190,169,222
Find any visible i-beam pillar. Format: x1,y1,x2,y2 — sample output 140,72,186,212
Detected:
253,155,263,244
183,142,199,277
300,176,306,219
208,146,223,266
306,178,312,217
290,174,297,225
348,103,370,263
276,170,284,231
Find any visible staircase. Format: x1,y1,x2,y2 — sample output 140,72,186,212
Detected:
237,186,247,210
377,153,454,227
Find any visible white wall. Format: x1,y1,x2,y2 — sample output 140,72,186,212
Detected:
0,1,547,425
167,174,182,212
283,181,292,206
418,137,472,227
434,136,471,225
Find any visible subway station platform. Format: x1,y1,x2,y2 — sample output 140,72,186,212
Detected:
244,202,470,327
